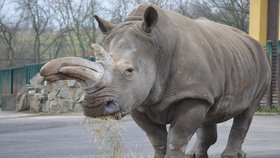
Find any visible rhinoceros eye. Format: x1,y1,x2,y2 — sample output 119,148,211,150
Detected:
124,67,135,79
126,68,134,73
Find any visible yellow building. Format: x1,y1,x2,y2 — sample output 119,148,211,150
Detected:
249,0,279,46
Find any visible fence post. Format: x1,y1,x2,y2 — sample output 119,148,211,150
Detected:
266,40,273,109
278,40,280,111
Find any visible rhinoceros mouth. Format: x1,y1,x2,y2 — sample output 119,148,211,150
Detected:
82,99,123,118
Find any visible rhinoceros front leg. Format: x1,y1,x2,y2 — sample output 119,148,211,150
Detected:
185,124,217,158
130,109,167,158
221,106,256,158
165,99,208,158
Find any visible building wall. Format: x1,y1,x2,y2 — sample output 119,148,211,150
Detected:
249,0,279,46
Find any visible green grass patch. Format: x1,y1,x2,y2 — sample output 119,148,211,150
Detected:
258,106,280,114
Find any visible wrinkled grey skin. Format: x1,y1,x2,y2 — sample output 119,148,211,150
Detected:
40,3,271,158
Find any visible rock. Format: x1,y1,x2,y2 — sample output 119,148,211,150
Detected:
66,80,78,87
57,87,74,99
30,74,44,89
57,80,67,87
73,103,84,112
48,90,59,101
58,99,74,113
28,90,35,95
29,93,47,112
76,93,85,103
16,86,34,111
17,95,29,111
42,100,50,112
15,73,86,114
49,100,59,114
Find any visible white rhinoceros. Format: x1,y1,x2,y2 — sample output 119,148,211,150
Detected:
40,3,271,158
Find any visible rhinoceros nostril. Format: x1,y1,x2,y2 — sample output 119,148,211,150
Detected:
105,101,114,109
104,101,120,114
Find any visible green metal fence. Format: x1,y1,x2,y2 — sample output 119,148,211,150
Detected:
0,69,12,95
0,63,45,108
264,40,280,111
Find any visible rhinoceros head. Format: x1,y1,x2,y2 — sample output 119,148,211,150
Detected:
40,6,159,118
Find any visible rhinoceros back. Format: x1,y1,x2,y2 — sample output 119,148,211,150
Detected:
174,18,270,121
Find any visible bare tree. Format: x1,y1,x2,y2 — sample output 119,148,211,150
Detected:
16,0,66,63
191,0,249,32
109,0,174,23
134,0,249,31
174,0,192,17
0,0,23,67
16,0,49,63
52,0,101,57
0,0,250,68
0,19,21,66
81,0,99,46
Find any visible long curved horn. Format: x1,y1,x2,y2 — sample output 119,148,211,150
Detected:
40,57,104,86
91,44,113,66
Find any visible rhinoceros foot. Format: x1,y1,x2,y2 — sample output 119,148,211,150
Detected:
185,152,208,158
221,150,246,158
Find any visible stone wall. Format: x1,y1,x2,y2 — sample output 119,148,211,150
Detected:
16,74,85,114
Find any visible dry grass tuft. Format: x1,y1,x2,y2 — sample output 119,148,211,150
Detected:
82,114,123,158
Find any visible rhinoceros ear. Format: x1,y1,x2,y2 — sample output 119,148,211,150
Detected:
94,15,115,35
142,6,158,33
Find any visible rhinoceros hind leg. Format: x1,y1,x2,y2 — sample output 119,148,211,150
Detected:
221,104,256,158
185,124,217,158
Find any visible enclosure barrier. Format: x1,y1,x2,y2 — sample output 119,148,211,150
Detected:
0,56,96,110
0,63,45,110
263,40,280,111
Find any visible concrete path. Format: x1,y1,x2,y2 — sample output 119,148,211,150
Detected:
0,110,39,119
0,112,279,158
